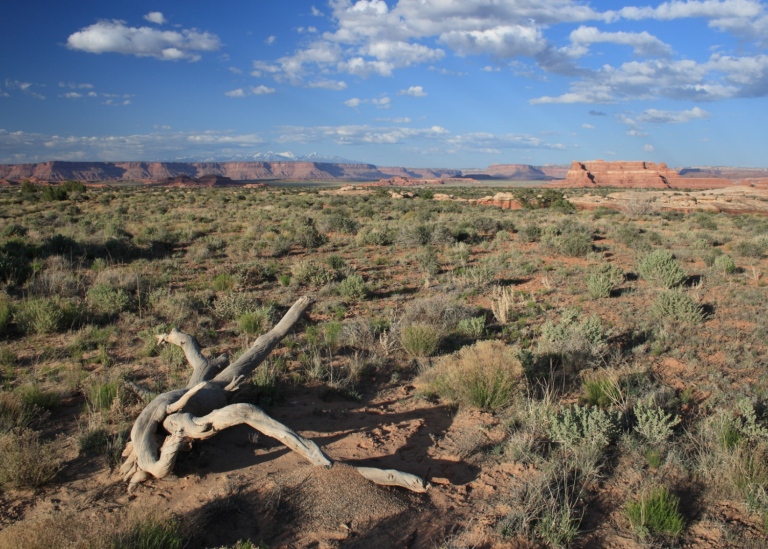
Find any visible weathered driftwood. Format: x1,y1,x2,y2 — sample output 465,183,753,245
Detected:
121,295,428,494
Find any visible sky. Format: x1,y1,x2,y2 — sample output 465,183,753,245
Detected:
2,0,768,169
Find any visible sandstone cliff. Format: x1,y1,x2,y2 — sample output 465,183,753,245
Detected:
556,160,729,189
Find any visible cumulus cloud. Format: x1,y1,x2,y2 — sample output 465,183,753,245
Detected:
307,79,348,90
0,129,266,163
569,26,673,57
225,85,276,97
398,85,427,97
66,19,220,61
343,95,390,108
644,143,655,152
636,106,710,123
143,12,166,25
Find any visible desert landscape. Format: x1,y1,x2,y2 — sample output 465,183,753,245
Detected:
0,163,767,548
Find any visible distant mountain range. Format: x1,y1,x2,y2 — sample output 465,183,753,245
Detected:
0,160,566,183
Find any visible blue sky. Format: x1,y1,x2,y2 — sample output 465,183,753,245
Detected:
2,0,768,168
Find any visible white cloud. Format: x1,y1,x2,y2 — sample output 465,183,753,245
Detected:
569,26,673,57
59,82,94,89
252,85,276,95
225,86,276,97
372,96,391,108
616,1,762,21
644,143,655,152
62,92,83,99
66,19,220,61
636,106,710,123
344,97,362,107
0,129,267,163
143,12,167,25
582,123,595,129
307,79,348,90
399,85,427,97
4,79,45,99
627,129,647,136
265,35,276,45
311,6,323,17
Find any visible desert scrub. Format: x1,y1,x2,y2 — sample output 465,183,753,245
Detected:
237,305,274,337
335,273,370,300
712,253,736,275
625,486,684,539
650,290,705,325
290,260,335,286
539,310,609,368
0,294,11,335
399,323,441,358
637,249,687,288
0,391,45,433
547,404,620,456
585,263,624,299
0,428,62,488
456,315,485,338
417,340,523,409
632,399,681,446
14,297,80,334
541,222,593,257
87,283,132,315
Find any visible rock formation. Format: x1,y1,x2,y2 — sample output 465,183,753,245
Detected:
557,160,728,189
469,192,523,210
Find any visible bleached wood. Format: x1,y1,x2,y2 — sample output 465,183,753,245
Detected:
121,295,428,494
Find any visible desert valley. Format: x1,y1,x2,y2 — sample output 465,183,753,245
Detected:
0,159,767,549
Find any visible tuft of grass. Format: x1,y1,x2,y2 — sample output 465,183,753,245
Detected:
103,515,184,549
17,384,60,410
417,340,523,410
0,428,62,488
625,486,684,539
399,323,441,358
84,378,120,413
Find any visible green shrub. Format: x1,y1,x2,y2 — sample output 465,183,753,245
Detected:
15,297,78,334
0,428,62,488
418,340,523,409
17,384,60,410
633,400,681,446
539,310,609,367
650,290,705,325
292,218,326,249
356,225,394,246
585,263,624,299
0,296,11,336
336,273,370,300
457,315,486,338
713,253,736,275
547,404,619,454
519,224,542,243
291,260,335,286
637,249,687,288
625,486,684,538
399,323,441,358
237,306,274,337
212,273,235,291
0,391,43,433
733,237,768,258
87,283,132,315
325,254,346,271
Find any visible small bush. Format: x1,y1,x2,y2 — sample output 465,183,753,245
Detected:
539,310,609,367
457,315,485,338
87,283,132,315
17,384,60,410
650,290,705,325
15,297,79,334
212,273,235,292
585,263,624,299
625,486,684,538
237,306,274,337
0,391,43,433
732,237,768,258
547,404,619,454
633,400,681,446
0,428,62,488
637,249,687,288
0,296,11,336
399,323,441,358
418,340,523,409
336,273,370,300
713,253,736,275
291,260,335,286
